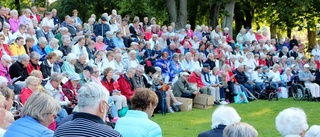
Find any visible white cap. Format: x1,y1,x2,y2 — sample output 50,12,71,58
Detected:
180,72,190,77
304,64,310,68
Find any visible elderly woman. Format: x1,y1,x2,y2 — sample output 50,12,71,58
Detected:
5,92,60,136
113,53,125,76
61,53,77,76
89,50,104,76
115,88,162,136
123,50,139,71
19,9,33,27
0,55,12,83
95,36,106,51
44,38,59,54
0,23,13,45
101,68,128,116
20,76,40,105
9,10,20,33
117,67,136,100
72,9,82,25
9,54,30,85
25,52,41,75
0,87,15,130
83,17,95,33
62,73,80,109
40,52,57,80
276,107,308,137
223,122,258,137
198,106,241,137
244,52,256,72
53,50,63,72
269,64,285,90
58,35,72,57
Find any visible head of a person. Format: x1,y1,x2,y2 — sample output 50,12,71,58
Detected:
53,50,63,61
18,54,30,67
49,38,59,50
135,65,145,77
202,64,210,73
211,106,241,129
25,76,41,91
162,52,169,60
106,51,114,61
15,36,24,46
1,55,11,67
30,70,43,80
91,65,99,78
22,92,60,127
0,86,14,111
72,9,78,17
78,53,87,64
180,72,190,81
30,52,40,65
131,88,158,117
51,9,57,16
0,94,5,127
19,24,27,34
223,122,258,137
50,72,63,89
46,52,57,64
83,66,94,79
25,37,35,48
66,53,77,65
0,34,5,46
237,65,244,72
60,27,69,36
78,82,109,121
69,73,80,86
103,67,114,79
78,37,85,46
126,67,136,78
114,53,122,63
38,37,48,48
276,107,308,137
129,50,136,60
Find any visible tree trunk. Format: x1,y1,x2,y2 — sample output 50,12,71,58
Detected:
286,28,291,38
234,3,244,36
244,8,254,29
308,28,316,49
188,0,198,30
167,0,178,23
270,23,277,39
223,0,235,36
15,0,21,11
210,2,221,28
177,0,188,29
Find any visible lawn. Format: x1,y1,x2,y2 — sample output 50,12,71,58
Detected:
151,98,320,137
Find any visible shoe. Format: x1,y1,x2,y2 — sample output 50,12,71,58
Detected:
173,101,183,106
214,101,220,105
220,101,229,105
112,117,119,123
168,107,175,113
226,99,230,103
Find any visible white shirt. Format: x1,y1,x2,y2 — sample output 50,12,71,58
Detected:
44,82,70,106
191,40,200,49
12,31,27,44
311,48,320,58
109,23,119,34
0,128,5,137
148,39,159,50
182,59,194,72
71,44,89,62
268,70,281,82
191,60,202,71
210,30,223,40
251,71,263,83
113,60,125,75
102,58,116,71
89,59,103,75
41,17,55,29
245,32,257,43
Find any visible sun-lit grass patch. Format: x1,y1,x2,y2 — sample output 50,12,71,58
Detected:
151,98,320,137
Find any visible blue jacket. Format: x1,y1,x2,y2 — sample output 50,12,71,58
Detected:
115,110,162,137
198,124,226,137
170,60,183,77
4,116,53,137
94,23,110,37
32,44,47,61
103,37,116,51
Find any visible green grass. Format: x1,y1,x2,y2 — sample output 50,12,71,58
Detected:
151,98,320,137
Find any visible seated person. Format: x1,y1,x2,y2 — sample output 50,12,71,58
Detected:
0,86,15,130
198,106,241,137
20,76,41,105
188,68,210,95
61,53,77,76
79,66,93,86
201,64,220,102
74,53,88,74
62,73,81,106
9,54,30,91
172,72,199,99
117,68,136,100
299,64,320,101
9,37,26,56
31,37,47,61
268,64,285,90
40,52,58,80
26,52,41,75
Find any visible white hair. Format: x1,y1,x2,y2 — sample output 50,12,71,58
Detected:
38,37,47,44
136,65,145,72
0,76,8,85
10,10,18,16
78,82,109,111
305,125,320,137
223,122,258,137
275,107,309,136
129,50,136,55
224,27,229,31
60,27,68,32
96,36,104,41
88,17,95,23
1,55,11,62
66,53,77,62
53,50,63,57
211,106,241,129
49,38,59,45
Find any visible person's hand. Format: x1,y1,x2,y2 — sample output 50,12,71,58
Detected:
193,91,200,95
67,102,73,107
163,64,167,68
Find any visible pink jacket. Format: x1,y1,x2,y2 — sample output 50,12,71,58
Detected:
9,18,20,33
0,62,11,82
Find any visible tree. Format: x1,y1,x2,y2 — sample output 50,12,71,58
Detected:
209,1,222,28
223,0,235,36
166,0,188,29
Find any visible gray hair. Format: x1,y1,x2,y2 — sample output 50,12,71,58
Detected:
30,52,40,59
25,76,40,86
50,72,63,81
127,67,136,73
79,53,87,59
60,27,68,32
38,37,47,45
10,10,18,16
223,122,258,137
96,36,104,41
78,82,109,110
17,54,30,63
106,31,113,36
21,92,60,122
114,53,122,59
3,22,10,29
211,106,241,128
61,35,71,43
276,107,308,136
88,17,95,23
53,50,63,57
136,65,145,72
49,38,59,45
1,55,11,62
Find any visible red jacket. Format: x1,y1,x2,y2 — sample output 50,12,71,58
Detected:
101,77,120,96
20,87,33,105
62,80,80,104
26,62,40,74
258,59,267,66
145,32,152,41
117,74,135,100
188,72,205,88
0,44,13,59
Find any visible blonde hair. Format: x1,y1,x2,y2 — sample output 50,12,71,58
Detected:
21,92,60,122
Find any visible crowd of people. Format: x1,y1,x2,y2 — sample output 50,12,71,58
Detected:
0,5,319,137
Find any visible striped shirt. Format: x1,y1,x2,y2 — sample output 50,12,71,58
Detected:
54,112,122,137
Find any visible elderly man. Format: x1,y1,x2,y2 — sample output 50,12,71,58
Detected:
55,27,69,45
36,23,54,41
54,82,121,136
32,37,47,61
79,65,93,86
132,65,146,88
173,72,199,99
275,107,308,137
103,31,116,51
188,68,211,96
148,34,159,50
58,35,71,57
72,37,88,62
233,65,254,98
74,53,88,74
118,67,136,100
299,64,320,101
12,24,27,42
